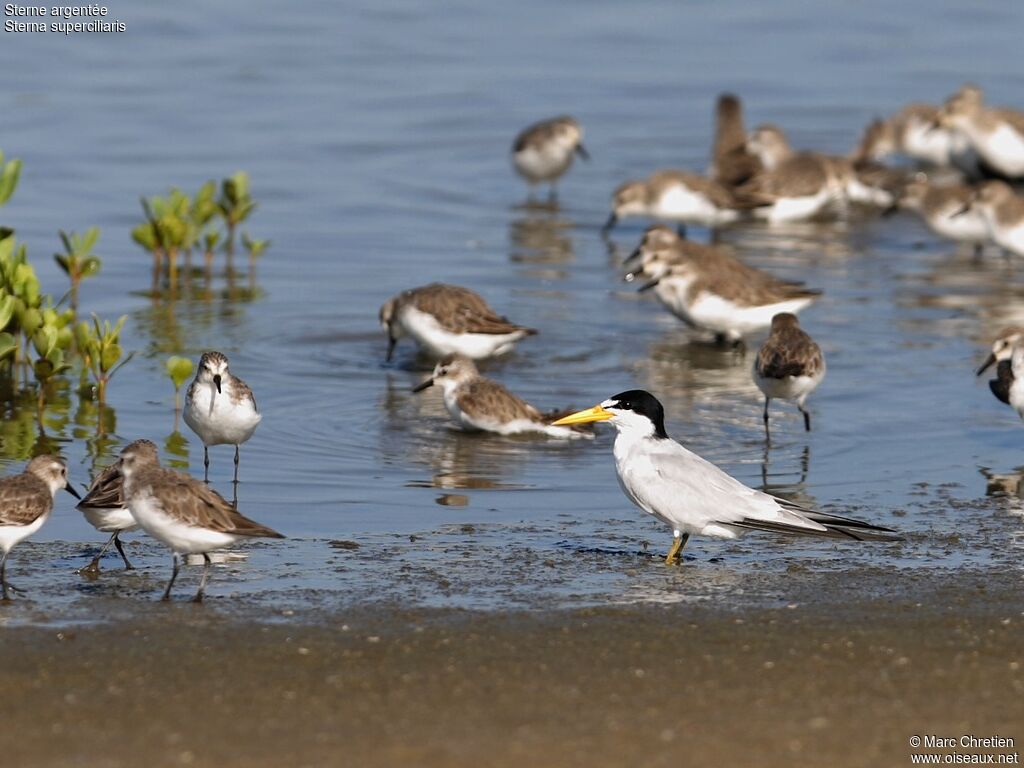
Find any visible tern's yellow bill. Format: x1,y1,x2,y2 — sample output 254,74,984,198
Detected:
550,405,613,426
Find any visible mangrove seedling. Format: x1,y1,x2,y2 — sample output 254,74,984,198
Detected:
30,307,73,412
166,355,194,412
217,171,256,263
241,231,270,288
75,314,133,404
54,227,102,312
0,150,21,207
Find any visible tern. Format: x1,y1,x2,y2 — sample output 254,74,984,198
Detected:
552,390,899,563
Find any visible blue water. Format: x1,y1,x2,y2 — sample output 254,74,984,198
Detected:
2,0,1024,609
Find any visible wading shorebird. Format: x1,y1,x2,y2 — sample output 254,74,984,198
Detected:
977,327,1024,416
413,354,592,438
75,440,161,572
0,455,80,600
936,84,1024,179
118,441,283,602
512,115,589,198
603,170,742,235
895,176,988,256
753,313,826,437
623,225,820,345
380,283,537,362
709,93,762,189
954,180,1024,258
184,351,262,484
552,390,899,563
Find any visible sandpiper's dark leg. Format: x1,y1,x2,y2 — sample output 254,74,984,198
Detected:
203,446,210,483
763,397,771,440
113,533,134,570
973,242,984,260
81,532,116,573
799,404,811,432
233,445,240,483
161,553,180,601
548,183,558,203
192,554,211,603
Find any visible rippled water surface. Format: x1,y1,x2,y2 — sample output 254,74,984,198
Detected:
3,0,1024,613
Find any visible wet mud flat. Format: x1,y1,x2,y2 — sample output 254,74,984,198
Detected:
2,562,1022,768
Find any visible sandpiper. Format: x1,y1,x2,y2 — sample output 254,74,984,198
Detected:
854,104,977,171
551,390,898,563
75,440,160,572
937,84,1024,179
380,283,537,362
977,327,1024,413
709,93,761,189
734,126,843,222
603,170,741,234
512,115,588,197
0,455,80,600
412,353,592,438
741,124,893,217
623,225,820,344
955,180,1024,258
118,441,283,602
184,351,262,483
896,175,988,254
754,313,826,437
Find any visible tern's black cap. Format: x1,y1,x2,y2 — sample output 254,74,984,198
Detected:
608,389,669,439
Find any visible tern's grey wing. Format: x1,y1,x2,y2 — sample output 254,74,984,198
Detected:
627,443,828,534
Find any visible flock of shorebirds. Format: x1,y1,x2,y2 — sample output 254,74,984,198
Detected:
5,84,1024,601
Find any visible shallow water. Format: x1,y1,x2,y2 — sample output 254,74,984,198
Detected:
3,0,1024,617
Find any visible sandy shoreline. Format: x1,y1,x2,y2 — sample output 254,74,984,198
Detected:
2,566,1022,768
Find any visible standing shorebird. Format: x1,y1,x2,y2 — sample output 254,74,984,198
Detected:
603,170,741,234
977,327,1024,414
184,351,262,483
551,390,898,563
955,181,1024,258
118,441,283,602
936,84,1024,179
0,455,80,600
512,116,588,198
380,283,537,362
76,440,161,572
623,225,820,344
709,93,762,189
895,176,988,255
853,104,977,173
412,353,592,438
754,313,826,437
